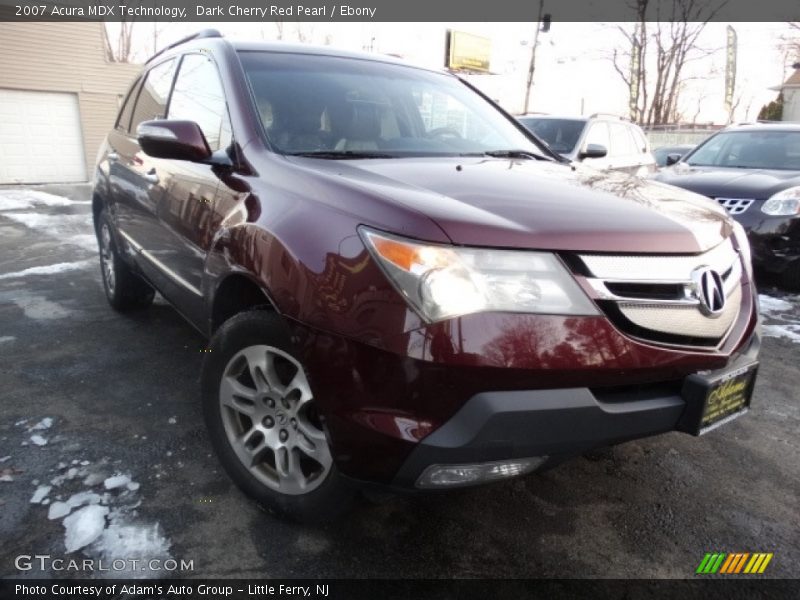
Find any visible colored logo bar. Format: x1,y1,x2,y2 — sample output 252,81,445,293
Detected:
696,552,773,574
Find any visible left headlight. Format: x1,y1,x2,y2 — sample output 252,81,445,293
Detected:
762,186,800,216
731,221,753,280
359,227,599,323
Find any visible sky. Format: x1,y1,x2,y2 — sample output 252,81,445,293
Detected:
115,21,799,125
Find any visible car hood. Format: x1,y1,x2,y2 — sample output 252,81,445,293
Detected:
655,164,800,200
289,156,732,253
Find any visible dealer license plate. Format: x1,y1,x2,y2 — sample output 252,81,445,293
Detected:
680,362,758,436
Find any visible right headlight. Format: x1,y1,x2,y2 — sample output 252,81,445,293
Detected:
762,186,800,216
359,227,599,323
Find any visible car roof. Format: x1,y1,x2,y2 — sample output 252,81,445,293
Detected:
723,122,800,133
230,40,443,74
518,115,587,122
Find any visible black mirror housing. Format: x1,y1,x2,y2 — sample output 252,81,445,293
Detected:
137,120,212,162
579,143,608,159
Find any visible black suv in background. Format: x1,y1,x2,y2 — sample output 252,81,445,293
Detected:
656,123,800,289
517,113,656,176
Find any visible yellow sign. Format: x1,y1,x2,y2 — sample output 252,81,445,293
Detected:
446,31,491,73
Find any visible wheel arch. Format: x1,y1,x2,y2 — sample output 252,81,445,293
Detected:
209,271,279,334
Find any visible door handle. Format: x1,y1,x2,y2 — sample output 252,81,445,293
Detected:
143,168,159,184
107,152,119,162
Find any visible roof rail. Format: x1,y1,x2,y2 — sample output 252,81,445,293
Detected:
589,112,628,121
146,29,223,64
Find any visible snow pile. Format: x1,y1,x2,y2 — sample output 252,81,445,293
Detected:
30,485,52,504
104,474,131,490
0,211,96,252
92,516,172,576
48,502,71,520
14,416,174,576
758,294,800,344
0,260,94,281
29,434,48,446
63,505,110,553
0,189,87,211
759,295,794,315
29,417,53,431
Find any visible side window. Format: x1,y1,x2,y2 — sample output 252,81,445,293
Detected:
609,122,637,156
115,77,142,134
130,59,177,134
168,54,232,152
631,126,649,154
584,122,609,151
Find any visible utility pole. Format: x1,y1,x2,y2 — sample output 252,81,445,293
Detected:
523,0,546,114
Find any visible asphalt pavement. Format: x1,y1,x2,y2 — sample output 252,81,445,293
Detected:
0,183,798,579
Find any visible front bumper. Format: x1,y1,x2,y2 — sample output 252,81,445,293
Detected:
393,331,759,488
288,299,759,488
734,209,800,274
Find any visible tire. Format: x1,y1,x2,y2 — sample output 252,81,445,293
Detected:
96,210,155,311
780,261,800,292
201,310,355,523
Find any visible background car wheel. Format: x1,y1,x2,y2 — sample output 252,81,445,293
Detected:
201,310,355,523
780,262,800,292
96,210,155,311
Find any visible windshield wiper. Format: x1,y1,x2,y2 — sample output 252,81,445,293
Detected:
481,149,556,162
287,150,396,159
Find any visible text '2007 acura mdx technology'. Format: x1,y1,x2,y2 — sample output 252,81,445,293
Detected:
93,30,760,522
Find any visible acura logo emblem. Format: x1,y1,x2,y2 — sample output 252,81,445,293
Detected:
691,267,726,316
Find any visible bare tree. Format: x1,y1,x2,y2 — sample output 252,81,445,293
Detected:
780,22,800,62
611,0,724,126
102,22,136,63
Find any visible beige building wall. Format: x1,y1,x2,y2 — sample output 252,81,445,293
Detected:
0,22,142,179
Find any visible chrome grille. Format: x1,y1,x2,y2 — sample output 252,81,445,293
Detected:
579,239,744,348
716,197,754,215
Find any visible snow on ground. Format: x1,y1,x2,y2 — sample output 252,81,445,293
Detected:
64,505,110,553
0,212,96,252
759,293,800,344
29,417,53,431
0,336,14,344
29,434,47,446
93,516,172,576
0,189,90,211
30,485,52,504
104,474,131,490
0,290,73,320
0,260,95,281
760,295,794,315
10,416,174,576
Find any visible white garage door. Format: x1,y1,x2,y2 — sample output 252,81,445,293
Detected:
0,89,87,184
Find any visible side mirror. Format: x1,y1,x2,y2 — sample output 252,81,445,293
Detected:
137,120,211,162
665,153,683,166
579,143,608,159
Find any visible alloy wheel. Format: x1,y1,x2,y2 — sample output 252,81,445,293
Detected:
100,223,116,295
218,345,331,495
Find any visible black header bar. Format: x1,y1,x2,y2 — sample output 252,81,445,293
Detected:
0,0,798,22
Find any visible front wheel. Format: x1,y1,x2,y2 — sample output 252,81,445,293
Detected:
201,310,355,523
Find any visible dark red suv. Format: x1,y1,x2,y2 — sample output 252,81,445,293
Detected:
93,31,760,522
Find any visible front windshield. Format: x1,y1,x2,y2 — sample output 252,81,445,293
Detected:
238,51,550,158
517,117,585,154
686,130,800,170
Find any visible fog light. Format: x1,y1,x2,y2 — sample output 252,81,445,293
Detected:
415,457,547,489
